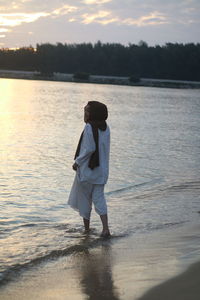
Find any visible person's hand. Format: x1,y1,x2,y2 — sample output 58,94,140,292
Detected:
72,162,78,171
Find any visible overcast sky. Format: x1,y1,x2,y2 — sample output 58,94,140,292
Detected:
0,0,199,48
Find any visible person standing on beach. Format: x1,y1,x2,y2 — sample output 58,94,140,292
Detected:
68,101,110,237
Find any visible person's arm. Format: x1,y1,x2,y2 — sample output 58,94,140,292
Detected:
74,124,95,169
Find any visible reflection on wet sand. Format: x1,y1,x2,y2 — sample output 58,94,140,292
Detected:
75,238,120,300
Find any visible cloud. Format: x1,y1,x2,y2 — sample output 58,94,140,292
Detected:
82,10,114,24
52,4,78,16
81,9,168,26
0,4,78,35
122,11,168,26
0,12,49,27
68,18,77,22
82,0,112,4
0,28,10,32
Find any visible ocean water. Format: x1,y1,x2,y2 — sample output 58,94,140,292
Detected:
0,78,200,285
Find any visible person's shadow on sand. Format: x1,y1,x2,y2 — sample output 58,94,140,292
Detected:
76,238,120,300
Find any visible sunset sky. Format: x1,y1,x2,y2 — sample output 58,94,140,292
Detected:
0,0,199,48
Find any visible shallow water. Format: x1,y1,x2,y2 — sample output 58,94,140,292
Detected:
0,78,200,284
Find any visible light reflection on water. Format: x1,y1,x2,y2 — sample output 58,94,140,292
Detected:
0,78,200,282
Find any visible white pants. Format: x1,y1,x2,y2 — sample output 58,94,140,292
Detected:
68,174,107,220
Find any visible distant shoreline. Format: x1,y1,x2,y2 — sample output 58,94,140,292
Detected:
0,70,200,89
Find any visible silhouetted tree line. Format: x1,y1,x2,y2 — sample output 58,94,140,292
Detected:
0,41,200,81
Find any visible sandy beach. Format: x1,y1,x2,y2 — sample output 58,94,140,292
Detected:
1,70,200,88
0,222,200,300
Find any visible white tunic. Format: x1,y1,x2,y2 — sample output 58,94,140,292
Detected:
75,123,110,184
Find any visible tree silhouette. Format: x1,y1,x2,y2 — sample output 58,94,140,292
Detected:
0,42,200,81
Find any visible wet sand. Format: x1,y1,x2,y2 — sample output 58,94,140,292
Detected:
137,261,200,300
0,223,200,300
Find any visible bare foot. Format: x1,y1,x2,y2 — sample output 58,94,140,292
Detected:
83,229,91,235
100,230,111,238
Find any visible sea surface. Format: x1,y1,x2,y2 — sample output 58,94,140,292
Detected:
0,78,200,285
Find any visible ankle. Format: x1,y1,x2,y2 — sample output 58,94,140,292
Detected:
102,228,110,233
83,218,90,231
